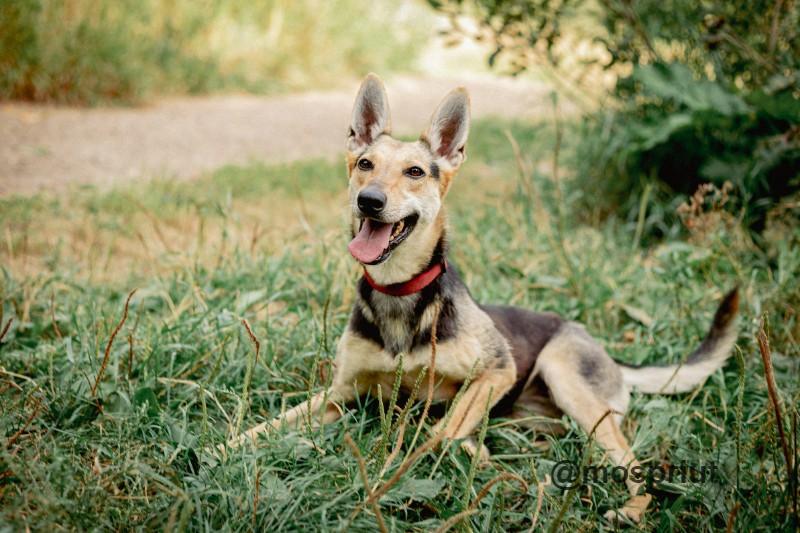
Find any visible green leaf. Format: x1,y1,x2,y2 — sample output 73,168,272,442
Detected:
619,303,653,327
259,473,291,502
629,113,693,151
634,63,751,116
236,289,268,314
381,477,446,504
746,90,800,123
133,387,161,418
701,158,749,183
404,477,446,502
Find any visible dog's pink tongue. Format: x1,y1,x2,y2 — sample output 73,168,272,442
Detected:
348,219,393,263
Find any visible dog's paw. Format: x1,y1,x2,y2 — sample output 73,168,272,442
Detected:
603,494,651,527
431,419,447,437
460,438,490,462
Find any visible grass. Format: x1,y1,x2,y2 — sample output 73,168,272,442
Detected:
1,117,798,531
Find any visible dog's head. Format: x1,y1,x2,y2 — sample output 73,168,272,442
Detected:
345,74,470,279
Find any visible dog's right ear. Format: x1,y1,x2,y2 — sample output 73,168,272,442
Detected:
421,88,470,171
348,73,391,153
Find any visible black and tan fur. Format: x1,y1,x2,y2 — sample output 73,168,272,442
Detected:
228,74,740,524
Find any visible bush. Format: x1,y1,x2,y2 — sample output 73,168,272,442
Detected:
429,0,800,234
591,61,800,233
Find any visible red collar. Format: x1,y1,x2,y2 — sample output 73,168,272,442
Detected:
363,261,447,297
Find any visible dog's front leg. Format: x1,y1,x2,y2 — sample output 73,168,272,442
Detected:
225,385,353,450
224,331,370,452
432,365,515,457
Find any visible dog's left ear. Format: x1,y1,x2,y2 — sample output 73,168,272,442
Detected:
348,73,391,153
422,88,470,169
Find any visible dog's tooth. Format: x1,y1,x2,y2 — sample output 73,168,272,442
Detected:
390,222,402,239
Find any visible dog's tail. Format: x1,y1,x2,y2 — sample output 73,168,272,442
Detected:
617,288,740,394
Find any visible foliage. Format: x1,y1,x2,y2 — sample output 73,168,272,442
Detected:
1,119,798,530
428,0,579,73
588,60,800,233
0,0,427,104
429,0,800,233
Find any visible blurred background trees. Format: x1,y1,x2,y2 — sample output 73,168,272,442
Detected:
0,0,427,103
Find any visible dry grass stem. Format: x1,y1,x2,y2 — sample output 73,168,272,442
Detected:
726,501,741,533
0,319,12,344
241,319,261,367
253,468,261,530
234,319,262,438
348,431,447,530
6,397,43,449
470,472,529,510
528,473,552,532
345,434,388,533
757,318,792,479
91,289,138,397
432,509,479,533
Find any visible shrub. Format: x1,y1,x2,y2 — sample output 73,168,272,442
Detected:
592,60,800,233
429,0,800,234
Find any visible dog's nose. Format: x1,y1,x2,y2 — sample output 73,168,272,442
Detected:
357,189,387,217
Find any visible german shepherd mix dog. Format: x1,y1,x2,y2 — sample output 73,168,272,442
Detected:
229,74,739,524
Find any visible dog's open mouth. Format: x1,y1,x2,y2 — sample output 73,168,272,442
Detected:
348,214,418,265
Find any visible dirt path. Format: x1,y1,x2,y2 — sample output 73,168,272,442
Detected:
0,74,564,197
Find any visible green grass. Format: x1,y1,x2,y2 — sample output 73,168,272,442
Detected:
1,118,798,531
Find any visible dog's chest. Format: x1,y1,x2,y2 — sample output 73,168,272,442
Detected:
370,293,430,356
348,345,475,403
340,331,488,391
376,316,416,355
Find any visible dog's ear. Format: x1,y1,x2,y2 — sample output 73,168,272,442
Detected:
421,88,470,169
348,73,391,152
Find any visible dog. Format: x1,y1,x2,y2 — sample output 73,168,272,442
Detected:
227,74,739,524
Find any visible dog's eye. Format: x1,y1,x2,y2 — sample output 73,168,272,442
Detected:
357,158,373,171
406,166,425,178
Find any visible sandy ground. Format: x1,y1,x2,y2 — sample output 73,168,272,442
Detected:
0,74,565,197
